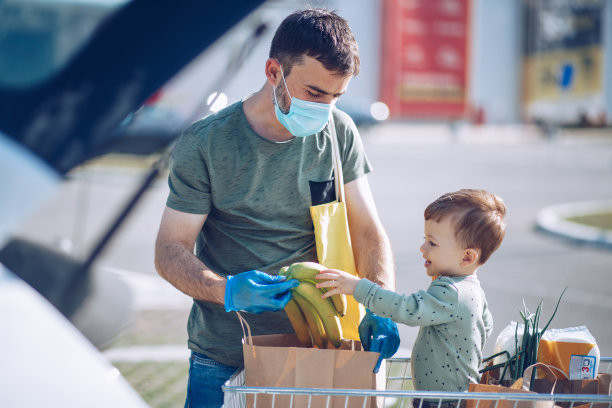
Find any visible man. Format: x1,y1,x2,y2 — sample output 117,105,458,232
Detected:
155,8,399,407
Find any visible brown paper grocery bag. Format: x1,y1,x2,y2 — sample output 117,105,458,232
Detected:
566,373,612,408
242,333,384,408
528,363,611,408
467,364,559,408
531,370,611,396
466,382,550,408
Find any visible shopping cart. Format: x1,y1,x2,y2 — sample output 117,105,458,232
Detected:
222,357,612,408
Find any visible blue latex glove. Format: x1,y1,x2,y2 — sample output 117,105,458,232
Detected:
224,270,299,313
359,309,400,373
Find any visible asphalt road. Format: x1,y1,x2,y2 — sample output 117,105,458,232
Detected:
15,122,612,360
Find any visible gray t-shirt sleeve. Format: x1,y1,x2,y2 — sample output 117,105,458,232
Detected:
166,128,212,214
334,109,372,184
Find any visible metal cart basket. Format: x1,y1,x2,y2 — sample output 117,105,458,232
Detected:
223,357,612,408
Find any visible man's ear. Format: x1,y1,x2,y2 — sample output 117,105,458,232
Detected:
265,58,281,85
462,248,480,266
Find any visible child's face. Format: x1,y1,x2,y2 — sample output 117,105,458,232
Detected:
420,216,467,277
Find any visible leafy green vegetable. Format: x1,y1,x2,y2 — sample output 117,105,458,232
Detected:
480,287,567,384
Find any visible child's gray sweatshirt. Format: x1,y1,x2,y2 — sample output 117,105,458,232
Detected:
354,275,493,392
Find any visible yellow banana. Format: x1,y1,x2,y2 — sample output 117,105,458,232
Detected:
286,261,326,280
293,281,343,348
293,291,328,349
286,262,348,317
278,265,289,276
328,292,347,317
283,298,312,347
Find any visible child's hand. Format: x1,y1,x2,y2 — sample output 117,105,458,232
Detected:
315,269,360,297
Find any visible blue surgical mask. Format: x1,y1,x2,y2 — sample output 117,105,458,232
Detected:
273,65,333,137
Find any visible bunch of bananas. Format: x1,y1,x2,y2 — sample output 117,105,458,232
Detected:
280,262,347,349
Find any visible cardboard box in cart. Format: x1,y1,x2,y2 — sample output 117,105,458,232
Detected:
242,334,386,408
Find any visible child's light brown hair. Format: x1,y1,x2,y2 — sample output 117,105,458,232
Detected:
424,189,507,264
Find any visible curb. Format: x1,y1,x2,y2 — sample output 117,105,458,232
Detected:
535,201,612,248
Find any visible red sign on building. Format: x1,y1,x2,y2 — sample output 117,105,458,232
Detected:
380,0,471,119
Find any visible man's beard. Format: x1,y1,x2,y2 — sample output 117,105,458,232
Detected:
274,84,291,115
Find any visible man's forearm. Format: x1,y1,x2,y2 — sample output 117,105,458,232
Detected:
353,227,395,291
154,242,226,304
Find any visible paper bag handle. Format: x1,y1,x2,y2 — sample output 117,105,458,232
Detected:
328,115,345,204
236,311,253,346
522,362,569,393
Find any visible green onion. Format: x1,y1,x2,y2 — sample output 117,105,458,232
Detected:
482,287,567,384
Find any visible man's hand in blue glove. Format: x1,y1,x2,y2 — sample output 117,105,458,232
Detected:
224,270,299,314
359,309,400,373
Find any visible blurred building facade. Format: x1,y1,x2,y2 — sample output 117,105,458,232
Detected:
2,0,610,126
355,0,611,126
216,0,612,126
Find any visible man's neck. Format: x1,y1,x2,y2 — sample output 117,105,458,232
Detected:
243,83,294,142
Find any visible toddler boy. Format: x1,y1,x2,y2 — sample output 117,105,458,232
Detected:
317,189,507,401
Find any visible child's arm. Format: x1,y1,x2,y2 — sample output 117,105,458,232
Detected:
355,278,459,327
318,272,460,328
316,269,361,297
483,301,493,339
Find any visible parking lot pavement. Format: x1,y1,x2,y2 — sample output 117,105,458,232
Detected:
101,270,192,408
105,309,191,408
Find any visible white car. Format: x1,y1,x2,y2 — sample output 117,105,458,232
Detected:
0,0,266,406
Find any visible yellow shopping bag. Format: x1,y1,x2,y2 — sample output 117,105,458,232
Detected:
309,117,365,341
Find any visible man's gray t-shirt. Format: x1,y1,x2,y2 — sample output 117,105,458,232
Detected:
166,100,372,366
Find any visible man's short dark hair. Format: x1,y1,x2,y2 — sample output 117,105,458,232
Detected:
269,8,360,77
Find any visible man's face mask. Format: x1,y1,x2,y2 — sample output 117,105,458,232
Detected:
273,63,334,137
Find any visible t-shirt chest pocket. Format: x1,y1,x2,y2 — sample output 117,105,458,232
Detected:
309,178,336,206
